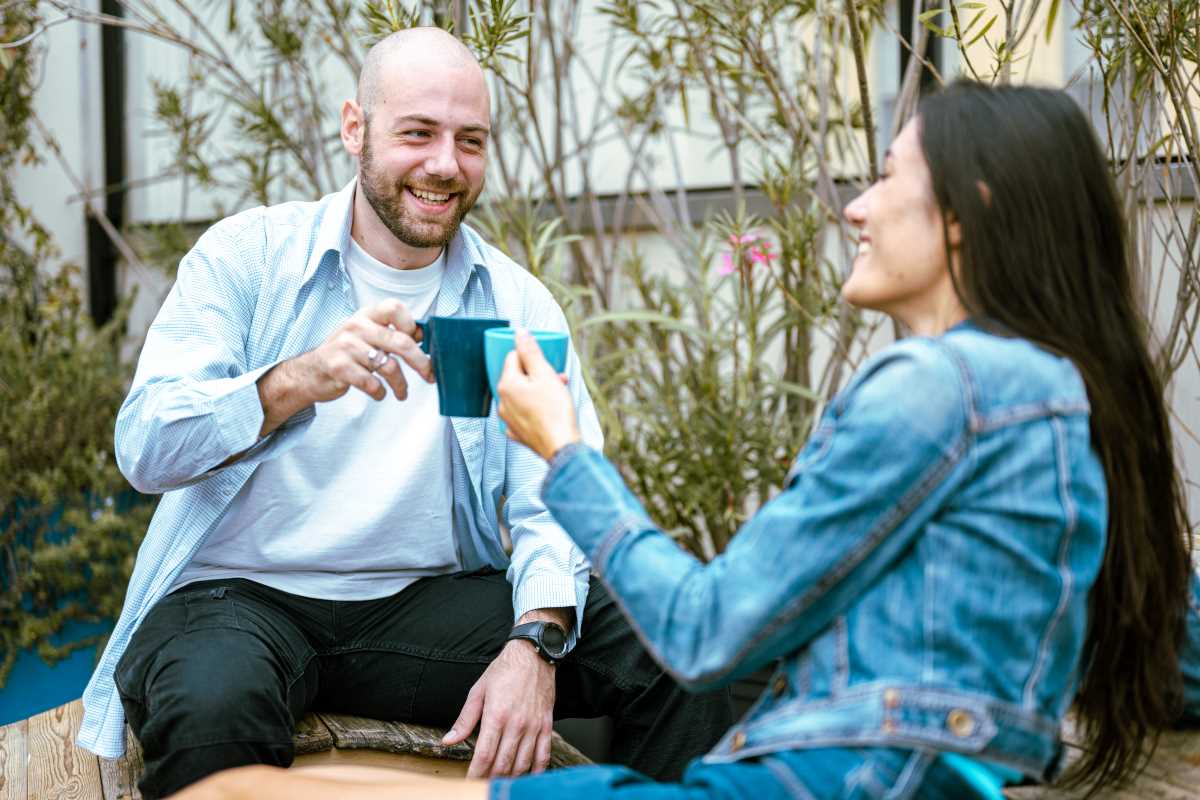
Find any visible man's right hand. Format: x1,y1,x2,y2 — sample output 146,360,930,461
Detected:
257,299,434,436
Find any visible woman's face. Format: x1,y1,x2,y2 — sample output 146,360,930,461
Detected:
841,119,965,335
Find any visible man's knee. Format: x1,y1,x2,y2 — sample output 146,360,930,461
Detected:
133,631,296,744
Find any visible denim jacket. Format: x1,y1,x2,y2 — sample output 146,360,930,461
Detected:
541,322,1108,780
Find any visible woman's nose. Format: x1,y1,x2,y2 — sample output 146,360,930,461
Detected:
843,192,867,227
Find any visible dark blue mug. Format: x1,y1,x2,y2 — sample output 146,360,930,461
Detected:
417,316,509,417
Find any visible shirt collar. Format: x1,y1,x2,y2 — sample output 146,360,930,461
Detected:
302,177,484,305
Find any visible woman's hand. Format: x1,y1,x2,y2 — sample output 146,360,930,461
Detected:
497,329,581,461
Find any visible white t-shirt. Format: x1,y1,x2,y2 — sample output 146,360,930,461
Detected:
172,241,457,599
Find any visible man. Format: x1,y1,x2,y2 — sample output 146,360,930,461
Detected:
78,27,731,798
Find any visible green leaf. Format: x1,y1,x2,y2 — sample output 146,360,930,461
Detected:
1044,0,1060,43
967,14,997,46
774,381,820,401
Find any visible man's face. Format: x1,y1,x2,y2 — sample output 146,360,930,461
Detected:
357,66,490,249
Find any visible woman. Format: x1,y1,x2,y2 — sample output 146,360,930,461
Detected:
179,81,1195,799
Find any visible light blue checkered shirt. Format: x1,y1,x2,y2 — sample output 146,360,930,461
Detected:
78,181,602,758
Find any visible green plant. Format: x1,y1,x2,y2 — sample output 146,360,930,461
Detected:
0,4,154,687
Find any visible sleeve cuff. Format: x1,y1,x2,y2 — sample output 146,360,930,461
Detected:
211,362,277,453
512,572,589,652
541,441,591,496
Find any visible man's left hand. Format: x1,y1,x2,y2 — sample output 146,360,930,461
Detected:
441,634,558,778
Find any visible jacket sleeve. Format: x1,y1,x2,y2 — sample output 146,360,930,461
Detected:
502,291,604,649
539,340,971,688
115,213,315,494
1180,569,1200,724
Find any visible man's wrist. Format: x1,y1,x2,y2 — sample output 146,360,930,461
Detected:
257,358,313,437
517,607,574,630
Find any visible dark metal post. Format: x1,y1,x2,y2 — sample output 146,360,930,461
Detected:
85,0,125,326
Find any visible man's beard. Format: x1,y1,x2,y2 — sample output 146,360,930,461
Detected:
358,126,479,249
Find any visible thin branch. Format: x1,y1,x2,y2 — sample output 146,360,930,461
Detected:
30,113,152,283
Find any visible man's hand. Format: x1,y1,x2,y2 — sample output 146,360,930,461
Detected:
257,299,434,436
442,609,573,778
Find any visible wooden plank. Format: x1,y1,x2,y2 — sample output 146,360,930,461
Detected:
293,747,470,778
98,725,143,800
27,700,104,800
0,717,29,800
292,713,334,756
317,713,590,769
318,714,474,762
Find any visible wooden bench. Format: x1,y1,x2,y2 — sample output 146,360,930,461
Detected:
0,699,590,798
1,699,1196,798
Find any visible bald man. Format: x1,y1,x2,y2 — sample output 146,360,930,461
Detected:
77,28,732,799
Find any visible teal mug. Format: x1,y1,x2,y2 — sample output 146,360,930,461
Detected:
417,316,509,417
483,327,570,433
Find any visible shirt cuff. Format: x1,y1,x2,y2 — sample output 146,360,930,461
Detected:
512,572,588,653
210,362,277,453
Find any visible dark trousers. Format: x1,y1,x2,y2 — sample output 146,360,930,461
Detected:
114,569,734,798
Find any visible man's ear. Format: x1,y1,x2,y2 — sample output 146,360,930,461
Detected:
341,99,365,158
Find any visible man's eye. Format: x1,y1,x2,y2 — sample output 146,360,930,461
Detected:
405,130,431,138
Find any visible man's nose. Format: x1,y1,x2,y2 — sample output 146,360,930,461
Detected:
423,135,459,180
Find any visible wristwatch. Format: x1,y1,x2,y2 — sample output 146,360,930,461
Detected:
507,621,568,663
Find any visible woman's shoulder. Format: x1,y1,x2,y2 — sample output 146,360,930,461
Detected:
836,322,1091,429
939,321,1092,420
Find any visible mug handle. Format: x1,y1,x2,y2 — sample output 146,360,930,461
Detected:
416,319,430,354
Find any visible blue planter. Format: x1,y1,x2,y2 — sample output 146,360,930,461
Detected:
0,619,112,725
2,492,148,725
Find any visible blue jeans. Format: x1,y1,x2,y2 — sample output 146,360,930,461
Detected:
493,748,990,800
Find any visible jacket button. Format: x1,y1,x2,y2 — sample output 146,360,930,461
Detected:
731,731,747,751
947,709,976,737
772,676,788,697
883,688,900,709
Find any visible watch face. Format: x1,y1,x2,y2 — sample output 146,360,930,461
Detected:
541,623,567,656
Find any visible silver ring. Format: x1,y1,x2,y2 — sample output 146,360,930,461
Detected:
366,348,387,371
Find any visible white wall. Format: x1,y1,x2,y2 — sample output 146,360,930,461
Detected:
11,9,102,273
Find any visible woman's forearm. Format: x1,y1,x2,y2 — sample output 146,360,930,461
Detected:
173,764,490,800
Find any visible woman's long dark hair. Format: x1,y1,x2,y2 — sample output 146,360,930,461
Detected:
916,81,1191,788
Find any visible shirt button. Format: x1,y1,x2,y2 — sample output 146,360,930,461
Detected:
947,709,976,737
730,731,747,751
883,688,900,709
771,676,788,698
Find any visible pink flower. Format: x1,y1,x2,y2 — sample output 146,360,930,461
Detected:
718,232,776,275
749,241,776,264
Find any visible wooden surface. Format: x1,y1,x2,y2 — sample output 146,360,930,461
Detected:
0,700,589,799
1005,726,1200,799
1,700,1195,798
0,716,28,800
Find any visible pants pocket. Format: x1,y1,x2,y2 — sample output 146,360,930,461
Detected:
184,586,242,632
